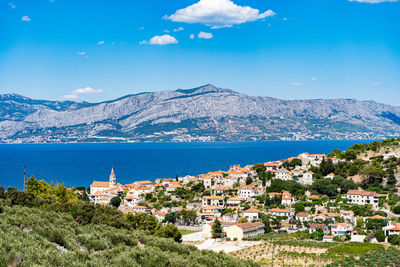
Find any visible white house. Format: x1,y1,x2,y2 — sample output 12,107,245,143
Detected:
331,222,353,236
295,212,311,222
269,208,291,217
238,186,256,200
281,191,292,206
298,172,314,185
222,212,238,223
243,208,260,221
325,173,335,179
384,223,400,236
227,197,244,205
346,190,380,209
275,169,293,181
225,222,265,241
202,196,226,208
154,211,167,222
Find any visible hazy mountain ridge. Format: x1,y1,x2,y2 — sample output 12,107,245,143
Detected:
1,84,400,143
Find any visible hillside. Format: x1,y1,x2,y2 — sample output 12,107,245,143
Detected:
0,190,256,267
1,84,400,143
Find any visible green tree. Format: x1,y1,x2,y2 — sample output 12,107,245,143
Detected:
110,196,121,207
320,158,335,176
212,219,223,238
388,235,400,245
392,205,400,214
246,176,253,185
155,224,182,243
238,217,248,223
253,163,266,176
375,229,385,242
360,165,385,189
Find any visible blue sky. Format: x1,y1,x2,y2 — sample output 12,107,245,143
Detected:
0,0,399,105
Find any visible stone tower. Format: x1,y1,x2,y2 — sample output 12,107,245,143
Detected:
109,167,116,188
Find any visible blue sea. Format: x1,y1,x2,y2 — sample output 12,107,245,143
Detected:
0,140,375,189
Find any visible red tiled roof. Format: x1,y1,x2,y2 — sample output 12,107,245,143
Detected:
244,208,260,213
296,212,310,217
235,222,264,229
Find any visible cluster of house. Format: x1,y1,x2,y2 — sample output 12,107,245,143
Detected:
85,151,396,242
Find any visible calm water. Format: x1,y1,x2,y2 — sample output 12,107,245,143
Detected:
0,140,374,189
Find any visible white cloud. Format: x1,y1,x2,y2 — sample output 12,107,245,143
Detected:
62,94,79,100
289,82,302,86
138,26,144,31
198,31,213,39
311,77,317,81
97,40,104,45
372,82,381,86
166,0,276,29
73,87,102,94
21,15,31,22
348,0,398,3
8,2,16,9
140,35,178,45
164,29,170,33
77,51,86,55
190,34,195,39
173,27,184,32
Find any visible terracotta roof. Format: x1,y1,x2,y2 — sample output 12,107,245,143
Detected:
93,191,106,196
214,186,229,191
388,223,400,231
91,181,110,187
282,191,291,200
332,222,351,227
346,190,378,197
235,222,264,229
228,197,244,201
203,196,225,200
133,206,147,209
309,223,326,229
370,215,387,220
154,211,166,216
296,212,310,217
122,209,134,213
244,208,260,213
307,195,321,199
202,205,220,210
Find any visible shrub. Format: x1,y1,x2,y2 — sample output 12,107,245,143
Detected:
375,229,385,242
388,235,400,245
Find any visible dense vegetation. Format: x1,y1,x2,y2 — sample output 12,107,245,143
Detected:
0,181,257,267
328,246,400,267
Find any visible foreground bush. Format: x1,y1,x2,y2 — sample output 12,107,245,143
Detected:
0,205,258,266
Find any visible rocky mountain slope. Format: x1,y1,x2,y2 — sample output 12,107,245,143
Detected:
1,84,400,143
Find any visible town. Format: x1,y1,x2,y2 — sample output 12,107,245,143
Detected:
84,139,400,248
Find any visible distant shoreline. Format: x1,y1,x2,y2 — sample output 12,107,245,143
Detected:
0,138,382,145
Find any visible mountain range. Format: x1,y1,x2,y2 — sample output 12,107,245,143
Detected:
1,84,400,143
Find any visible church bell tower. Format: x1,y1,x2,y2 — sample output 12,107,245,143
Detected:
109,167,116,188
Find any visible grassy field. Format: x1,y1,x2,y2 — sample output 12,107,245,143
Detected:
180,230,200,236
